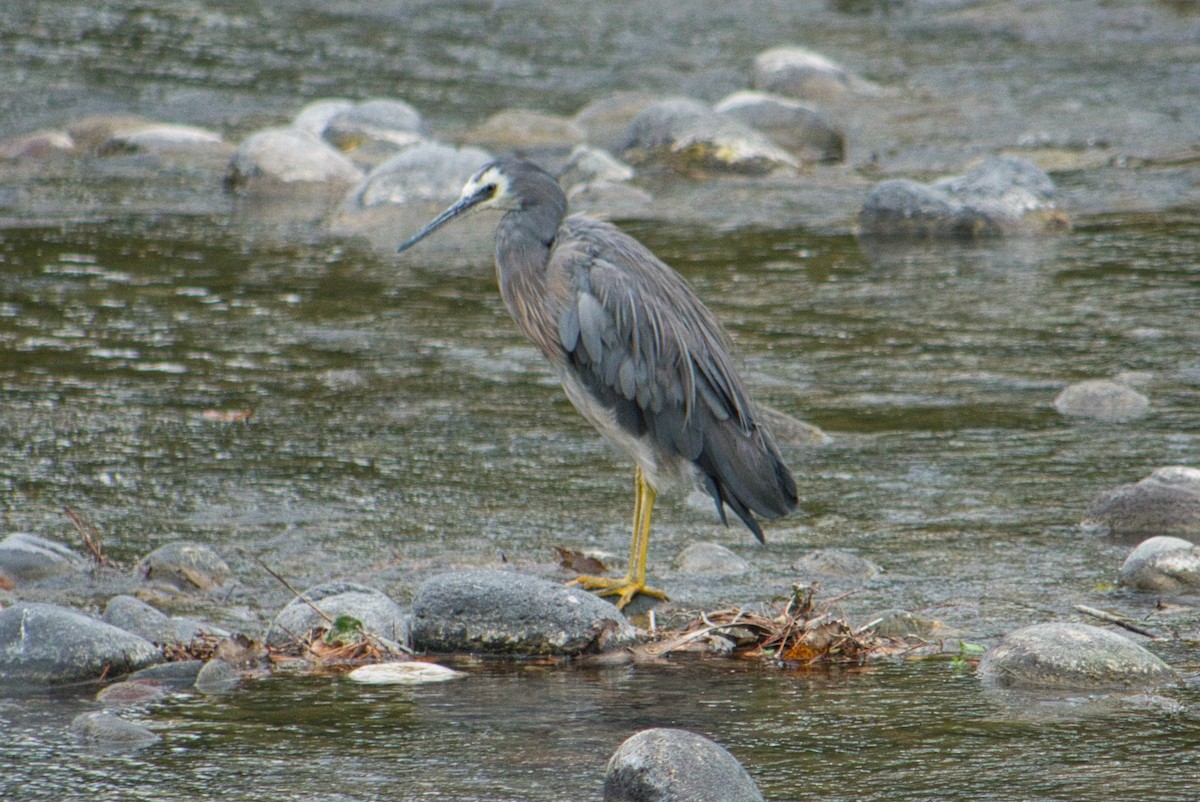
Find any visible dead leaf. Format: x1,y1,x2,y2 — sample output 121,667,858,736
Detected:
554,546,608,575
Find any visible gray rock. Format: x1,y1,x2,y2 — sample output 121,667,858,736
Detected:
753,46,878,101
674,543,750,576
291,98,355,138
793,548,881,581
559,146,636,190
96,679,169,707
620,97,799,176
1118,536,1200,593
977,622,1177,690
135,542,232,592
225,127,363,192
70,711,160,750
194,658,241,694
864,609,948,639
263,580,409,648
1054,379,1150,422
567,181,655,220
1083,466,1200,538
323,98,429,167
98,123,225,156
573,92,660,153
347,143,493,210
714,90,845,163
462,109,585,157
604,728,764,802
0,532,85,585
102,595,183,646
128,659,206,690
0,603,163,684
0,129,76,161
410,569,636,656
858,157,1069,239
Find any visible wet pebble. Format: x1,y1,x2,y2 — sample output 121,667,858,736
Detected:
977,622,1177,690
0,532,85,586
620,97,799,176
96,679,169,707
263,580,409,648
674,543,749,576
1118,536,1200,593
1083,466,1200,538
604,728,764,802
410,569,636,656
0,603,163,684
1054,379,1150,422
135,542,233,592
70,711,160,750
194,658,241,694
858,156,1069,239
714,90,845,163
793,548,881,581
323,98,429,168
225,127,363,192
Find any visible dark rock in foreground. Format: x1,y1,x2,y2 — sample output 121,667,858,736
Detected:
1118,536,1200,593
263,580,409,648
410,569,636,656
0,603,163,684
604,728,764,802
1083,466,1200,538
858,157,1069,239
977,622,1176,690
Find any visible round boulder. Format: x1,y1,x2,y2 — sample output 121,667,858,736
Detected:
225,127,362,192
604,728,764,802
263,581,409,648
323,98,429,167
135,542,232,592
0,532,85,585
1083,466,1200,538
858,157,1069,239
291,98,355,138
620,97,798,176
410,569,636,656
714,90,844,163
462,109,585,157
0,603,163,684
977,622,1177,690
1054,379,1150,422
102,595,185,646
753,46,860,101
1118,536,1200,593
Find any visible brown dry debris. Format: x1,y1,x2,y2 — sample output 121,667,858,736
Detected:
640,584,910,668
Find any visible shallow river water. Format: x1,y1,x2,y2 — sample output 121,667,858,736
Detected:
2,1,1200,800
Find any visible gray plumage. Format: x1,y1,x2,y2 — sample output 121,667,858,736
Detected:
397,158,797,603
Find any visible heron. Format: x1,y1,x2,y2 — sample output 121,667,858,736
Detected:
397,158,797,609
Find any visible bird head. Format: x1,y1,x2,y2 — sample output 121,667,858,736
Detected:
396,161,522,254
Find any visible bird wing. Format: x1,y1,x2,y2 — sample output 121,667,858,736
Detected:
551,215,796,537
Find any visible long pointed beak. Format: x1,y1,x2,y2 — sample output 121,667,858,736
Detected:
396,189,490,254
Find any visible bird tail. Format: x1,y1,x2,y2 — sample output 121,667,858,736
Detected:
698,420,798,543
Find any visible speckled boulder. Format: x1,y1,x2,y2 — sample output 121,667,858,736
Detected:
714,90,844,163
1118,536,1200,593
858,157,1069,240
410,569,636,656
1054,379,1149,422
225,127,362,192
620,97,799,176
604,728,764,802
0,603,163,684
977,622,1177,690
135,542,232,592
263,581,409,648
1083,466,1200,538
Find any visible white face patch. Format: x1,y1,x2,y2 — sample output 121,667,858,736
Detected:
459,164,515,210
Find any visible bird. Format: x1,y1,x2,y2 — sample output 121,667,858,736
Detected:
397,158,797,609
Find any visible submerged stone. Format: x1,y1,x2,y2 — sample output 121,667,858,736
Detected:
1083,466,1200,538
263,580,409,648
0,532,85,585
70,711,160,750
0,603,163,684
604,728,764,802
620,97,799,176
858,157,1069,239
135,542,232,592
674,542,750,576
1118,536,1200,593
977,622,1177,690
1054,379,1150,422
410,569,636,656
793,548,881,581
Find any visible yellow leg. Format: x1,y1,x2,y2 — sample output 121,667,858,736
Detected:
568,467,669,610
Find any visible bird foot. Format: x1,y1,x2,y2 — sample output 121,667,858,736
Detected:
567,574,668,610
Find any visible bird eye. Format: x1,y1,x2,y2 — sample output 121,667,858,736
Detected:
483,183,497,196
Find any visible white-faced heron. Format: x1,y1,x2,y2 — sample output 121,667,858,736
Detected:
397,158,797,609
